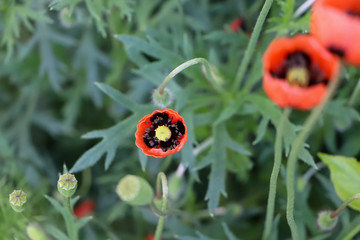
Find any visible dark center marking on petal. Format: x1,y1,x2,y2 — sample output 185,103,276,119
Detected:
327,46,345,58
271,51,328,87
347,10,360,19
143,112,185,152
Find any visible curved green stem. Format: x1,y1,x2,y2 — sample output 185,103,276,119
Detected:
232,0,275,91
262,108,291,240
154,172,168,240
286,67,342,240
331,193,360,219
348,78,360,106
158,58,224,94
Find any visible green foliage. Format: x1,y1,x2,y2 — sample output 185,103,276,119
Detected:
1,0,360,239
318,153,360,211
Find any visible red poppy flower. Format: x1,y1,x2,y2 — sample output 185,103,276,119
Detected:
146,235,162,240
74,200,95,218
311,0,360,65
230,17,245,32
263,35,340,110
135,109,187,158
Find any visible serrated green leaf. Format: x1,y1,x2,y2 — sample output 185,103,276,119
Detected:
182,34,194,59
325,100,360,131
224,130,251,156
253,117,269,145
205,124,227,215
0,130,14,158
76,216,93,229
74,33,111,107
181,110,199,181
214,96,245,125
71,115,138,172
138,148,148,171
248,95,317,168
318,153,360,211
222,222,239,240
45,195,66,215
44,224,70,240
95,82,140,112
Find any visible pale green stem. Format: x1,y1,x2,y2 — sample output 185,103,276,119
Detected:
232,0,275,91
286,67,342,240
158,58,209,94
348,78,360,106
262,108,291,240
65,196,72,213
331,193,360,219
343,222,360,240
154,172,168,240
64,196,78,240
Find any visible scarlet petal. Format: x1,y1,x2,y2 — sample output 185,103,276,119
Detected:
311,0,360,65
135,109,187,158
262,35,340,110
230,18,243,32
74,200,95,218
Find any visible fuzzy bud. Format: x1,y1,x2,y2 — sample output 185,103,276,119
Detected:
9,190,27,213
317,210,338,232
57,173,77,197
152,88,173,108
116,175,154,206
26,224,48,240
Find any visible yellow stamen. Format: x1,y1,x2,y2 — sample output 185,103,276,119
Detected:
286,67,309,87
155,126,172,141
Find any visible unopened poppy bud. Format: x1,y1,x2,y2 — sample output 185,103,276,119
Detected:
9,190,27,212
26,224,48,240
152,88,173,108
168,173,184,200
116,175,154,206
201,64,224,89
317,210,338,232
57,173,77,197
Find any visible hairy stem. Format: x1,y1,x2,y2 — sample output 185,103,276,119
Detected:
331,193,360,219
158,58,208,94
232,0,275,91
262,108,291,240
154,172,169,240
286,67,342,240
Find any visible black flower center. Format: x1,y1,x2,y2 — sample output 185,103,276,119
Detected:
142,112,185,152
271,51,327,87
347,10,360,18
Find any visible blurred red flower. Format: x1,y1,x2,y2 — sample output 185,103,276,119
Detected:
146,235,162,240
74,199,95,218
263,35,340,110
311,0,360,65
230,17,245,32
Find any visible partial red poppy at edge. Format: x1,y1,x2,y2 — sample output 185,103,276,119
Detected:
263,35,340,110
230,18,244,32
311,0,360,65
146,235,163,240
135,109,187,158
74,199,95,218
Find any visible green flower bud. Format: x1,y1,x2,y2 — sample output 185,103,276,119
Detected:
317,210,338,232
57,173,77,197
116,175,154,206
168,173,184,200
152,88,173,108
9,190,27,213
26,224,48,240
